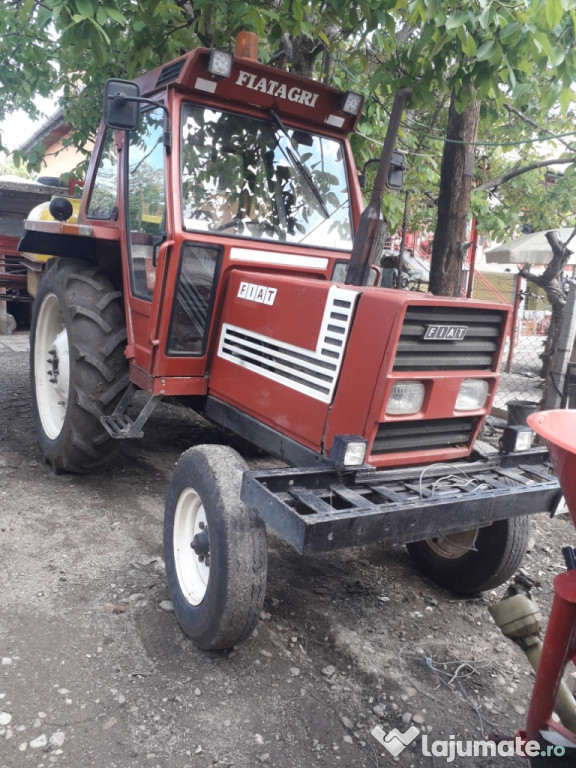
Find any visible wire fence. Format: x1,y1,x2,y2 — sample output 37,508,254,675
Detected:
469,270,549,417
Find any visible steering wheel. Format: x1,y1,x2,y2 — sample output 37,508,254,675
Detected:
189,209,215,223
214,220,241,232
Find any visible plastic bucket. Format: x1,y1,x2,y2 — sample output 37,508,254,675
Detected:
507,400,540,427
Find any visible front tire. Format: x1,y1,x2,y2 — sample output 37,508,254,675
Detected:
30,258,128,473
406,516,530,593
164,445,268,650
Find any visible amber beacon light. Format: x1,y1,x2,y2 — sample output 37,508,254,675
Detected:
235,31,258,61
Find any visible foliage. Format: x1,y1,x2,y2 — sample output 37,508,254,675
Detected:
0,154,35,179
4,0,576,248
473,150,576,239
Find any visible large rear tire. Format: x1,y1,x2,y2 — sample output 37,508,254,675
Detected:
406,516,530,594
30,258,128,473
164,445,268,650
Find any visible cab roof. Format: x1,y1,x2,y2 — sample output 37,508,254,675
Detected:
134,48,363,134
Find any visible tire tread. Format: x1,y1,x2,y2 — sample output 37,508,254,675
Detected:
31,258,129,474
164,445,267,650
407,516,530,594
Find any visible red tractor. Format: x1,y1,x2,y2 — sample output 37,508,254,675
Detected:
20,34,559,650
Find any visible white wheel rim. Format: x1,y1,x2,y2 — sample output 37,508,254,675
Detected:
426,528,479,560
34,293,70,440
173,488,210,606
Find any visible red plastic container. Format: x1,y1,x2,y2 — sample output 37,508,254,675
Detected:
527,410,576,529
523,409,576,751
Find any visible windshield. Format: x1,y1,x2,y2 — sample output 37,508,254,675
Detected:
180,103,353,250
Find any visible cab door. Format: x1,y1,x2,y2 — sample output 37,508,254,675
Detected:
123,105,168,375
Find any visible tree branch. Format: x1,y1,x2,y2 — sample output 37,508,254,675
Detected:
504,102,576,154
519,229,575,309
473,156,576,193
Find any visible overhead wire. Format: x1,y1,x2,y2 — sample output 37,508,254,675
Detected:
337,59,576,151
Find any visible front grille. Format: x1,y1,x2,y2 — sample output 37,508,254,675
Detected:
394,306,507,371
372,417,476,454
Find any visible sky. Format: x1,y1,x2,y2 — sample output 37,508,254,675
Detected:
1,111,38,151
0,96,56,155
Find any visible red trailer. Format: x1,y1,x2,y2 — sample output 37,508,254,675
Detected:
0,179,66,303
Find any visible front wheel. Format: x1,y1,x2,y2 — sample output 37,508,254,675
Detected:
164,445,268,650
406,516,530,594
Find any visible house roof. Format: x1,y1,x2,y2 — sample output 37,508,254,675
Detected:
17,109,71,154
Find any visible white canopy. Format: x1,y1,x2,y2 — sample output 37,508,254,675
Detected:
485,227,576,265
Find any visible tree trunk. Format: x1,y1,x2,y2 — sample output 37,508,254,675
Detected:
290,36,323,78
519,229,574,391
429,92,480,297
543,281,576,409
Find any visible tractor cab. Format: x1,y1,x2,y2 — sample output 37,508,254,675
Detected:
84,39,363,395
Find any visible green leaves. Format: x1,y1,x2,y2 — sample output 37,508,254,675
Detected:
458,28,477,58
545,0,564,28
74,0,94,17
476,39,498,62
95,6,127,25
0,0,575,242
445,10,469,30
559,87,575,113
106,7,127,24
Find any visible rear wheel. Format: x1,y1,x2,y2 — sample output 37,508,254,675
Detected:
30,258,128,473
164,445,268,650
406,516,530,593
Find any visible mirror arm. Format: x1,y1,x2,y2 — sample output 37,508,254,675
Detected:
106,94,172,152
359,158,380,189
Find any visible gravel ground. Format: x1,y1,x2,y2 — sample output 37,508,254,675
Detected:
1,331,575,768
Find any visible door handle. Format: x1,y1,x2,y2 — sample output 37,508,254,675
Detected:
152,231,167,267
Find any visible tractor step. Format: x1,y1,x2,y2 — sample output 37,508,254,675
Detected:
101,384,161,439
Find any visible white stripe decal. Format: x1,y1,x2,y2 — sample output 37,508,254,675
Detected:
229,247,329,270
218,286,357,403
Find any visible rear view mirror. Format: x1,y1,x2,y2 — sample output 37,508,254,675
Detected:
103,79,141,131
358,149,407,191
387,150,406,190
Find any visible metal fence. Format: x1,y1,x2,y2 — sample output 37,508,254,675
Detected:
469,271,550,417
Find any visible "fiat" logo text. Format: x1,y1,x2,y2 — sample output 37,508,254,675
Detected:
423,324,468,340
237,281,277,306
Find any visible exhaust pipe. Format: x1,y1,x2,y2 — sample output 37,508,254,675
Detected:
489,577,576,733
345,87,412,287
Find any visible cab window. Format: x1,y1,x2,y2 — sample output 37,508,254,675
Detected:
126,107,166,299
86,128,118,219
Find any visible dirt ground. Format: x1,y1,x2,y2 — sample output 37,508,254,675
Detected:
1,330,575,768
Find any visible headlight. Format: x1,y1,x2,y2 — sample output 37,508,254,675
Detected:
208,49,234,78
501,425,534,453
331,435,368,467
341,90,364,116
455,379,489,411
386,381,425,415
